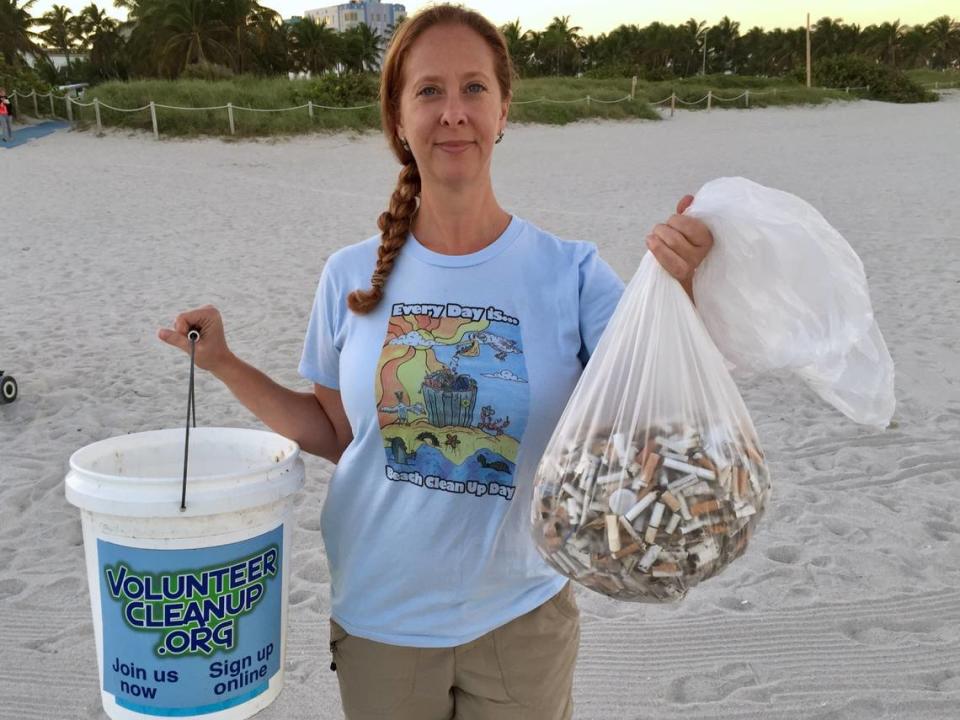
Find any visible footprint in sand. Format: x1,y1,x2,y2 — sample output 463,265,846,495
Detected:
925,519,960,542
837,616,947,647
764,544,804,564
666,662,767,703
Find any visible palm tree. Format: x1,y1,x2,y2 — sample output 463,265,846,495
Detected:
76,3,125,78
499,19,531,76
141,0,233,76
813,16,845,59
678,18,706,76
39,4,80,69
289,16,337,74
340,22,381,72
925,15,960,70
217,0,277,74
713,15,740,72
0,0,47,67
863,20,904,65
540,15,582,75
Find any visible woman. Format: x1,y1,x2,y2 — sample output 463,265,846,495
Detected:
159,5,713,718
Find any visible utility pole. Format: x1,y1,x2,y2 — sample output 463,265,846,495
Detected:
806,12,812,87
701,29,708,75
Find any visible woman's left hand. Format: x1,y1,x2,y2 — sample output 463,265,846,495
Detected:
645,194,714,300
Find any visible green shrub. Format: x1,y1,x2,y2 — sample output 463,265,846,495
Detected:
181,62,235,81
813,55,937,103
287,72,379,107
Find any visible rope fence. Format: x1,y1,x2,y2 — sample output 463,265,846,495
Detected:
5,77,957,139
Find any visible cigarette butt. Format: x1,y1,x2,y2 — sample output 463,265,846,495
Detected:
735,504,757,519
641,452,661,486
565,498,581,520
627,461,643,478
649,502,665,528
696,455,718,474
737,466,748,498
691,499,721,516
561,482,584,503
619,515,641,541
660,491,681,512
612,542,643,560
663,457,716,481
705,523,728,535
665,512,681,534
681,518,705,534
624,490,658,522
644,524,658,544
745,443,764,465
677,493,692,521
651,562,681,577
605,514,621,553
638,544,661,572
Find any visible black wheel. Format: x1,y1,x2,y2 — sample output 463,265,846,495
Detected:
0,374,17,404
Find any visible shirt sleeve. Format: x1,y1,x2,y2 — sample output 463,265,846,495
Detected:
298,262,343,389
578,244,625,367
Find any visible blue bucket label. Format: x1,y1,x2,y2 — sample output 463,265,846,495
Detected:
97,526,283,716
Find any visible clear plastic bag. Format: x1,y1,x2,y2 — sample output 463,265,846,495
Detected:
687,177,895,427
531,252,772,602
531,176,894,602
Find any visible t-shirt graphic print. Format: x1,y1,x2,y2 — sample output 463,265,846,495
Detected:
376,301,529,502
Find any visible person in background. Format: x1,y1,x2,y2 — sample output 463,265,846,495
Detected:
0,88,13,142
159,4,714,718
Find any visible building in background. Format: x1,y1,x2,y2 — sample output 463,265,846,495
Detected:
304,0,406,38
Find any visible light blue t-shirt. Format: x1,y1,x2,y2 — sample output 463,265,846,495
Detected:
299,215,624,647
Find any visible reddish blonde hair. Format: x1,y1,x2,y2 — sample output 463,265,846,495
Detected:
347,4,515,314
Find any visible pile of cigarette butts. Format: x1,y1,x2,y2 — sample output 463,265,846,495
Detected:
532,424,772,601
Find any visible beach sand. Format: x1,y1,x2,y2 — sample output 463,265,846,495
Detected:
1,93,959,719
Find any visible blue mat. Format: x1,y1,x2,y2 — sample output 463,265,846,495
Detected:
0,120,70,149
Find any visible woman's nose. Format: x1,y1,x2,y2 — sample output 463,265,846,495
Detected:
439,96,469,126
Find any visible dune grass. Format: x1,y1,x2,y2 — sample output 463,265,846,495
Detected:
28,73,868,138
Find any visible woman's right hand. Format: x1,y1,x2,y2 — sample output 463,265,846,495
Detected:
157,305,234,374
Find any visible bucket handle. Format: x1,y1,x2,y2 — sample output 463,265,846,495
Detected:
180,328,200,511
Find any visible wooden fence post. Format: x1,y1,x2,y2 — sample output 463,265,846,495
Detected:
707,90,712,111
745,89,750,108
49,93,55,117
65,95,73,123
227,102,235,135
308,100,314,120
670,92,676,117
150,101,159,140
94,98,103,135
33,90,39,117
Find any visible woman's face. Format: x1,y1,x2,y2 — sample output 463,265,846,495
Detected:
396,24,510,190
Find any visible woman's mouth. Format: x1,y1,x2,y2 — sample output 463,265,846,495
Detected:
437,141,474,154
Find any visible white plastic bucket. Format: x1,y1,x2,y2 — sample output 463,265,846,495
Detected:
65,427,305,720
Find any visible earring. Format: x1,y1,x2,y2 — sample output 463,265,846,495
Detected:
400,137,410,152
495,131,504,144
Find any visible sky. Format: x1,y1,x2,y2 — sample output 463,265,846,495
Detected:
27,0,958,36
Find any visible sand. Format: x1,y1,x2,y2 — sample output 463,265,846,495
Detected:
1,93,959,719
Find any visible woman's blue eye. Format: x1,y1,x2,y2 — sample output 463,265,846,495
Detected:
417,84,486,97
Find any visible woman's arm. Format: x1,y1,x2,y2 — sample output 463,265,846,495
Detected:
211,353,352,463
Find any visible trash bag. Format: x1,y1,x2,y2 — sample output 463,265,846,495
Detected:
531,249,771,602
531,176,893,602
687,177,895,428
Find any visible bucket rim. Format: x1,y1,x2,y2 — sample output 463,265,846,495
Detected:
68,426,301,485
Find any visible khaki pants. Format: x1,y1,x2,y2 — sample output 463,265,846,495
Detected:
329,582,580,719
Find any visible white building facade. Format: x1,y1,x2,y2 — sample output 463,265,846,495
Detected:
304,0,406,38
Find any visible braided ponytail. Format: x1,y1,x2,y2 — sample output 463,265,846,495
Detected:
347,159,421,313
